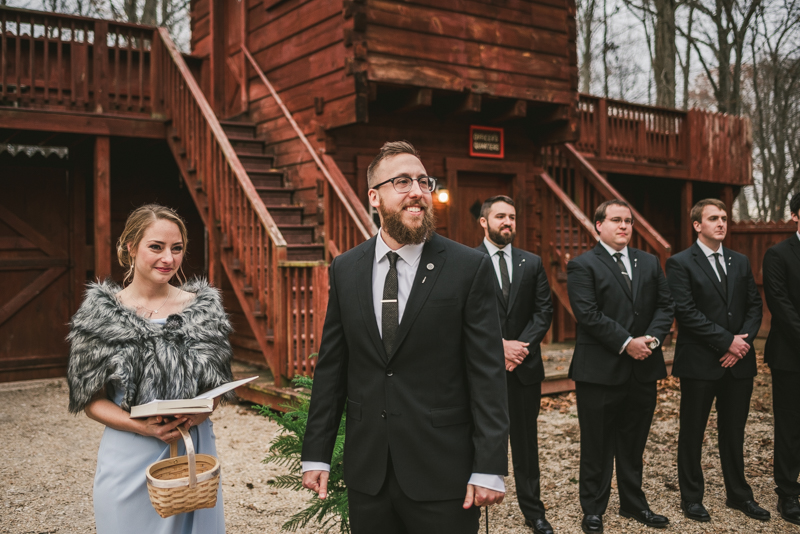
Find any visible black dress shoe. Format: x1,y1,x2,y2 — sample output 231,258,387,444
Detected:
525,517,554,534
581,514,603,534
777,496,800,526
725,499,771,521
619,508,670,528
680,500,711,522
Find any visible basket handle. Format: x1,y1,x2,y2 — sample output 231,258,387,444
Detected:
169,426,197,488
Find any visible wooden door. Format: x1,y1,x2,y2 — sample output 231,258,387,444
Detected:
222,0,246,118
453,172,513,248
0,166,73,382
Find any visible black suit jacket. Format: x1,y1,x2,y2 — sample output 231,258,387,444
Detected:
566,244,675,385
763,235,800,372
666,243,762,379
302,233,510,501
475,243,554,385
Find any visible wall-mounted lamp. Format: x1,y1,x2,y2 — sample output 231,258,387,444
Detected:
437,186,450,204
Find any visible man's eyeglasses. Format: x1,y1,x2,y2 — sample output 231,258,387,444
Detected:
606,217,634,225
371,175,437,193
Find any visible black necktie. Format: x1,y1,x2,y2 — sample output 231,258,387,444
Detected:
382,251,399,355
713,252,728,299
497,250,510,303
613,252,632,291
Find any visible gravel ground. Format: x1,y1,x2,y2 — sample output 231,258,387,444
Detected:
1,353,798,534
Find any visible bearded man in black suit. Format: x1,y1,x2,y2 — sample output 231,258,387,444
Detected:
301,141,509,534
567,199,674,534
666,198,767,523
475,195,554,534
763,191,800,527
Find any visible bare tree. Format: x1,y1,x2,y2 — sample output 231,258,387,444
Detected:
677,5,695,108
745,0,800,220
578,0,600,93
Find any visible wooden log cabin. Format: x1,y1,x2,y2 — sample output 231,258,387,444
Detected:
0,1,754,403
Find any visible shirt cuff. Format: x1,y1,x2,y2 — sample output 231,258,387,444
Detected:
619,336,633,354
468,473,505,492
302,461,330,473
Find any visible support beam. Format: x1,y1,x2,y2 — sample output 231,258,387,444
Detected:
93,136,112,280
492,99,527,123
680,180,693,251
395,88,433,113
453,92,481,115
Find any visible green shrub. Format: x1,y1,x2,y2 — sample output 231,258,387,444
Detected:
257,374,349,533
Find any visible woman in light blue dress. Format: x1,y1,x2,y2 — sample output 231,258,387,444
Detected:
67,204,232,534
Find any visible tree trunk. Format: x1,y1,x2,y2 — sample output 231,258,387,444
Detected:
124,0,138,23
653,0,677,107
579,0,597,94
141,0,158,25
682,6,694,109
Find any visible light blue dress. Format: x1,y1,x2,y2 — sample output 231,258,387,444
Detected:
93,319,226,534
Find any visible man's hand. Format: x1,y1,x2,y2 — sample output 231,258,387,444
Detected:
625,336,653,360
505,361,519,372
727,333,750,358
302,470,329,499
720,351,743,368
503,339,529,365
463,484,505,509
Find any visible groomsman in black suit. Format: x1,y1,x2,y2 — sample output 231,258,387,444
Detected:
476,196,554,534
666,199,768,523
763,191,800,526
567,199,674,534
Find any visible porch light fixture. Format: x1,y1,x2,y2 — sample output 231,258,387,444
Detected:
437,186,450,204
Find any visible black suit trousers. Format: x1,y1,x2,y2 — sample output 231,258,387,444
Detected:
576,377,656,515
348,455,480,534
772,369,800,498
507,371,544,520
677,373,754,503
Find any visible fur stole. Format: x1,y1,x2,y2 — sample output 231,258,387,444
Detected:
67,278,234,414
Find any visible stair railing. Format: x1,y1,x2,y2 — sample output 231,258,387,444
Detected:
543,143,672,267
241,45,377,260
155,28,288,379
242,45,378,381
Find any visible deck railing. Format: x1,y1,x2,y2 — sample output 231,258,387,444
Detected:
156,28,289,380
543,143,672,267
576,94,751,184
0,6,154,113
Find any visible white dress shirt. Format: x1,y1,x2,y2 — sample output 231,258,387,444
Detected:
598,240,634,353
303,230,505,493
482,238,513,286
696,239,727,281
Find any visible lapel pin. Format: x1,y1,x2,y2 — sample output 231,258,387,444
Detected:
427,263,434,270
634,258,638,268
421,276,427,284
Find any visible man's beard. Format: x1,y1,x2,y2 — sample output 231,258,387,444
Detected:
488,226,515,246
379,198,436,245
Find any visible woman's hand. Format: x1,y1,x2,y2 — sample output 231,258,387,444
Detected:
143,415,189,443
175,412,211,430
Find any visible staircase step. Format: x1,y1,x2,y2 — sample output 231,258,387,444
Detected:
287,244,325,261
239,154,275,172
249,171,285,188
278,224,316,244
265,206,304,224
256,187,294,205
228,135,266,156
220,120,257,138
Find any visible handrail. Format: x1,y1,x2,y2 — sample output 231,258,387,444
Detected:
0,5,155,31
539,171,598,240
160,29,286,248
241,45,377,242
557,143,672,261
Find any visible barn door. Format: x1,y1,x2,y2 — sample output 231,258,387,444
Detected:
0,167,72,382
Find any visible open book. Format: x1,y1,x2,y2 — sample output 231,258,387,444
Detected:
129,376,258,418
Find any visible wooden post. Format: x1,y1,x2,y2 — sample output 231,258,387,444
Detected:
596,97,607,158
680,180,693,251
722,185,734,249
209,0,225,115
70,159,87,314
150,30,163,117
93,21,109,113
93,136,112,280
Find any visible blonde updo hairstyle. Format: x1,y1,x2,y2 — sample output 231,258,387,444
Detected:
116,204,188,286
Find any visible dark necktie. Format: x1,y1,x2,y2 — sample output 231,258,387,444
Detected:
713,252,728,299
497,250,510,304
613,252,632,291
382,251,399,355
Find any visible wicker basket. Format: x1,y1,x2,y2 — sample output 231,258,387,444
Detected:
146,425,220,518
